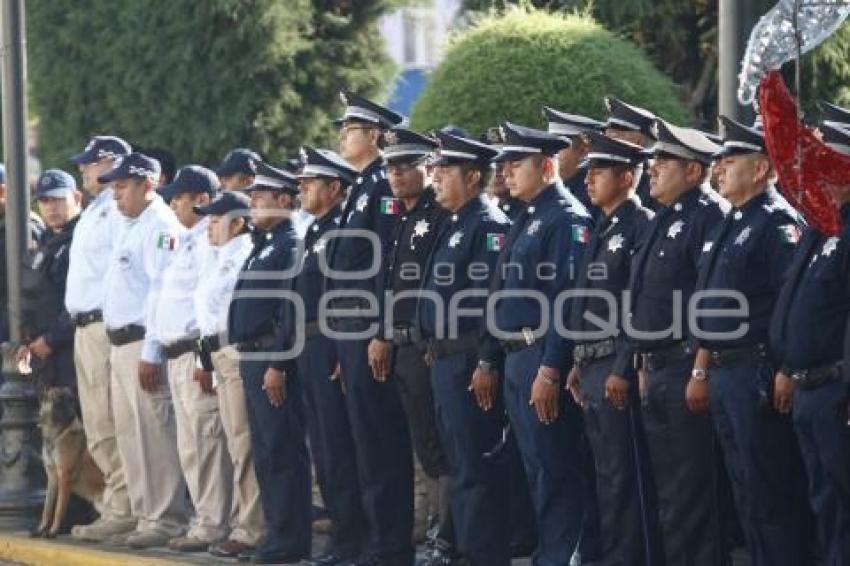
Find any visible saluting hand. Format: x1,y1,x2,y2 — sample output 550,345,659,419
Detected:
139,361,161,392
604,374,630,410
773,371,794,414
263,367,286,408
193,368,216,395
368,339,393,382
530,366,560,425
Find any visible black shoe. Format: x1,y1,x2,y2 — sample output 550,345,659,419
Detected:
250,550,306,564
237,549,256,563
417,545,456,566
349,555,381,566
510,540,536,558
310,549,359,565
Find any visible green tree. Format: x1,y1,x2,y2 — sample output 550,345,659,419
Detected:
410,9,688,136
27,0,408,169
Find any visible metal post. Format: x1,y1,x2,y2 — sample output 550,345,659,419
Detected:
719,0,757,123
0,0,43,530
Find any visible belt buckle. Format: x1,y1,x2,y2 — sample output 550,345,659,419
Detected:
710,350,722,366
791,370,808,384
522,327,535,346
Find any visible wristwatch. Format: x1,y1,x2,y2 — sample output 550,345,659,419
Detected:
691,368,709,381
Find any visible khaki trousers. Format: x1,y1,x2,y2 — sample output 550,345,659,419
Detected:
110,340,188,536
167,351,231,542
74,322,132,520
211,346,265,545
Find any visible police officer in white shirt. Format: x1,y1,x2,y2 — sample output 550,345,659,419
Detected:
153,166,233,553
193,191,267,559
65,135,136,542
100,152,189,549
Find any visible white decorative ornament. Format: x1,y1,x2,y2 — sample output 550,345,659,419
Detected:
735,226,752,246
822,236,840,257
608,233,625,253
356,194,368,212
527,219,542,235
668,220,685,239
448,231,463,248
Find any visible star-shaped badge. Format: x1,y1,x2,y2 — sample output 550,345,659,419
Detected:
734,226,752,246
607,233,625,253
312,238,327,254
448,231,463,248
668,220,685,239
822,236,839,258
356,193,368,212
527,219,542,235
413,219,430,239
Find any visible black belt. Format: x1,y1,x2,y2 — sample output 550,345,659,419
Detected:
392,325,420,346
426,332,479,360
237,333,277,352
74,309,103,328
574,338,616,367
106,324,145,347
641,341,691,371
500,327,539,355
200,334,222,354
329,297,371,311
163,338,198,360
790,361,844,390
708,344,767,368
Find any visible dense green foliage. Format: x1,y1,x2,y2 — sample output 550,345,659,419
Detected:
410,10,689,136
26,0,407,169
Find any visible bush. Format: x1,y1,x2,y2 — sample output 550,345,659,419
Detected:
410,9,690,135
26,0,404,169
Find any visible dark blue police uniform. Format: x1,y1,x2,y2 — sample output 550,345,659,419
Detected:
626,121,729,566
325,91,414,566
228,171,311,562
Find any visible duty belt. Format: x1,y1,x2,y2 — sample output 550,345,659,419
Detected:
237,333,277,353
573,338,616,367
106,324,145,347
73,309,103,328
641,341,691,371
163,338,198,360
500,327,539,354
392,325,420,347
200,334,222,354
790,361,844,390
708,344,767,368
426,332,479,360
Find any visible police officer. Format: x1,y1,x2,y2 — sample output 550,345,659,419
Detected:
625,121,728,565
99,153,189,548
543,105,605,214
18,170,82,393
65,136,135,542
216,148,261,192
325,91,415,566
417,130,510,565
485,122,588,565
291,146,367,566
227,161,311,563
770,120,850,565
691,116,811,566
603,97,658,210
483,126,524,221
0,162,44,342
367,127,455,565
566,132,656,566
153,165,233,552
193,191,267,559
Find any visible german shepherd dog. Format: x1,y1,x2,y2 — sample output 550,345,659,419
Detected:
31,387,104,538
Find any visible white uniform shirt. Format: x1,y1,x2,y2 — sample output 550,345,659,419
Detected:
103,195,183,363
194,233,252,338
153,217,212,346
64,188,120,315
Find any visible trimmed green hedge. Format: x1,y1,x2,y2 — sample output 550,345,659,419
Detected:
411,9,690,135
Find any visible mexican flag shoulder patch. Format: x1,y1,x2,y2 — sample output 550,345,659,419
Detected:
572,225,590,244
156,232,178,251
486,233,505,251
380,197,401,215
778,224,801,244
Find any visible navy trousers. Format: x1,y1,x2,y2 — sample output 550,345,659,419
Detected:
504,343,585,566
240,358,311,557
710,362,814,566
296,334,366,557
430,349,510,566
581,356,656,566
793,379,850,565
642,354,725,566
335,332,414,565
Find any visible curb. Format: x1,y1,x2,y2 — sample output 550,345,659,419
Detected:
0,534,183,566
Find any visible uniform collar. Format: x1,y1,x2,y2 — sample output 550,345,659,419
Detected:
525,183,560,215
91,187,114,208
667,184,705,214
448,193,486,225
606,197,638,225
356,157,385,185
731,189,770,222
311,204,342,232
189,216,209,237
219,232,251,257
